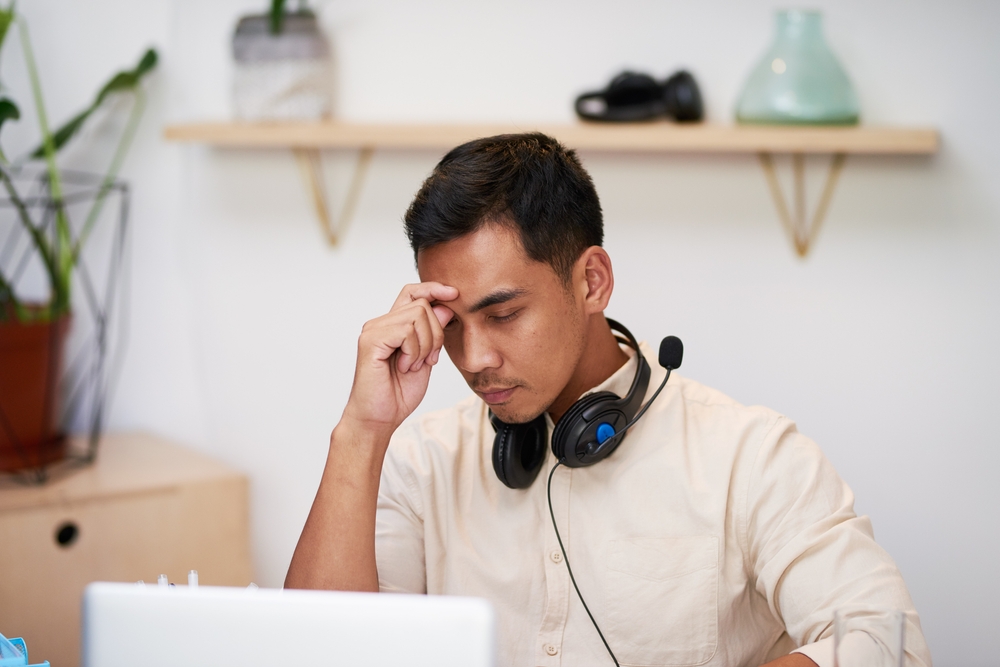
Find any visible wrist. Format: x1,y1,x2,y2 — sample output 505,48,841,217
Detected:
328,419,394,479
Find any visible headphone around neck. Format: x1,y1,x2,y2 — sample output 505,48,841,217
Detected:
490,319,652,489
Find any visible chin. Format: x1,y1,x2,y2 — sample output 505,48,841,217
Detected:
488,402,547,425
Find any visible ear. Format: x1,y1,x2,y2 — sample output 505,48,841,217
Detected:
573,246,614,315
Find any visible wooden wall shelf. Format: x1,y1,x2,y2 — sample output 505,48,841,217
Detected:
164,121,938,155
164,120,940,255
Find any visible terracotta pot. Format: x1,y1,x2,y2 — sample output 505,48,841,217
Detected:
0,309,71,471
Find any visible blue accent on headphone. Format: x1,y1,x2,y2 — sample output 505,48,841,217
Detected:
596,422,616,445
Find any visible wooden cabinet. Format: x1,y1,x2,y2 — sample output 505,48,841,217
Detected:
0,433,253,667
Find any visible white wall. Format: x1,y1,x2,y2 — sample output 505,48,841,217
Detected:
5,1,998,665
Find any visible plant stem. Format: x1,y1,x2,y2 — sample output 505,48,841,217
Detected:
73,87,145,260
18,15,71,315
0,269,17,319
0,167,58,322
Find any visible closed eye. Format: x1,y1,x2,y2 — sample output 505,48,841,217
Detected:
490,310,520,324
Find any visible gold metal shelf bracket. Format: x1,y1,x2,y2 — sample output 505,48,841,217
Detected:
758,151,846,257
293,146,374,246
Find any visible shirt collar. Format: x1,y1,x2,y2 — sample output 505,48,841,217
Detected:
584,339,652,400
542,340,653,432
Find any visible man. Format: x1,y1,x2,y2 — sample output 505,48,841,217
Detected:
286,133,930,667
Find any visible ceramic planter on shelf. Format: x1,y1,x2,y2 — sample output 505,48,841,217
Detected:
232,11,333,120
736,10,860,125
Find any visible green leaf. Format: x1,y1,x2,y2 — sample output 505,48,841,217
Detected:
0,4,15,53
0,97,19,129
0,97,19,161
29,47,158,158
270,0,286,34
93,48,158,105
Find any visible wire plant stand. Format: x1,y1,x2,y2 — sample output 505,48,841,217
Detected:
0,167,130,484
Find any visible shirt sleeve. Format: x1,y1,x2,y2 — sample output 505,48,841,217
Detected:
375,426,427,594
745,417,932,667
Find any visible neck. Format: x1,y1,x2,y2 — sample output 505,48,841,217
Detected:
548,316,630,422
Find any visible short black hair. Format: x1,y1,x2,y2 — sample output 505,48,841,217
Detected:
404,132,603,281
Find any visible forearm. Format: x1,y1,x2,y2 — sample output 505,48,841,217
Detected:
284,422,390,592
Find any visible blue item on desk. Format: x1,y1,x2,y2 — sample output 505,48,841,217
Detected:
0,633,49,667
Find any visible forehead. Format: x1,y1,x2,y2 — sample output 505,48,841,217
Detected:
416,224,559,309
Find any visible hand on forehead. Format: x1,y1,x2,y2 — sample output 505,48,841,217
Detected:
417,225,552,317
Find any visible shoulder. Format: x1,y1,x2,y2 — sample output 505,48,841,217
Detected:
646,370,831,492
635,342,787,435
668,371,792,442
385,394,488,475
673,376,853,538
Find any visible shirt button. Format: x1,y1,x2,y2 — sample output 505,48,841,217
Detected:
550,550,563,563
545,644,559,656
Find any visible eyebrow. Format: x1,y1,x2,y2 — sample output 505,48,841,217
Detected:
468,288,529,313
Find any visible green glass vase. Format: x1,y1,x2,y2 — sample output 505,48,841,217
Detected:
735,10,859,125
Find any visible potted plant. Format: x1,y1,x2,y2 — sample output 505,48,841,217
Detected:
232,0,333,120
0,4,157,477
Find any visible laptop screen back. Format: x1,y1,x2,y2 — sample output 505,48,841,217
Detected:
82,582,495,667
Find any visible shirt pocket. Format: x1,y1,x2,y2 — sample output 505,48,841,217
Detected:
605,536,719,667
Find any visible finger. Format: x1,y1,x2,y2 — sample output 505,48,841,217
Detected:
394,318,423,373
401,307,436,373
392,282,459,311
423,303,448,363
361,300,446,370
362,308,428,367
391,300,440,372
404,298,448,361
432,304,454,329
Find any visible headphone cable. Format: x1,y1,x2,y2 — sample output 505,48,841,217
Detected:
546,461,621,667
617,367,672,440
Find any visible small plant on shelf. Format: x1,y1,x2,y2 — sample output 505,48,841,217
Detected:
268,0,314,34
232,0,331,120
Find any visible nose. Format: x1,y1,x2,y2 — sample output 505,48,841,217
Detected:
452,325,502,374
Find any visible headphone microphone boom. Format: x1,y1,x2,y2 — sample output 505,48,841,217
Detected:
621,334,682,430
581,335,683,461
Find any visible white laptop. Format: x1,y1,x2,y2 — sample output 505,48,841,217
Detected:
82,582,495,667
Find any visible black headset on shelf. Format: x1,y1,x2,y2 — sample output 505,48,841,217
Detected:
575,71,704,123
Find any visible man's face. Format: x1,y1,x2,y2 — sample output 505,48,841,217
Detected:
417,223,587,423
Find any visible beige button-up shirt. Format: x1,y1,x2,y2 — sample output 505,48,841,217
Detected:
375,343,931,667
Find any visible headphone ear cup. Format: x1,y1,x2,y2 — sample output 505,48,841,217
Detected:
662,70,704,122
551,391,619,466
491,414,548,489
575,71,668,122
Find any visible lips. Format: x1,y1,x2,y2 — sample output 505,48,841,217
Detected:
478,387,517,404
